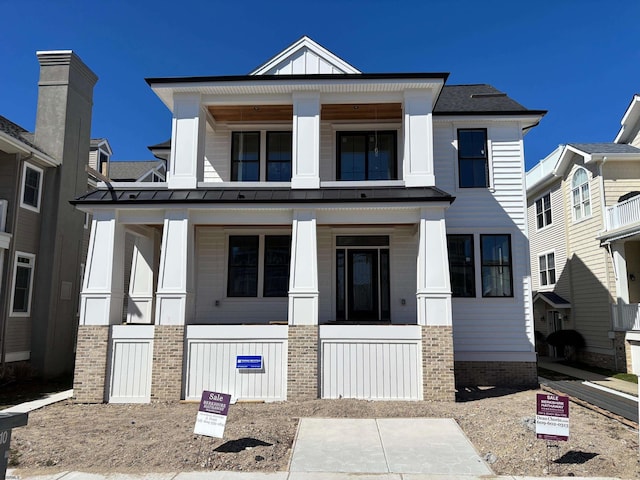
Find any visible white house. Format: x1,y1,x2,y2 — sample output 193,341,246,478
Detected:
72,37,545,403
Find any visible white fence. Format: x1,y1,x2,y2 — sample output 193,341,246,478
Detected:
107,325,154,403
320,325,422,400
185,325,288,402
612,303,640,331
606,195,640,231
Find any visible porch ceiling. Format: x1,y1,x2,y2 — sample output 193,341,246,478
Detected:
207,103,402,122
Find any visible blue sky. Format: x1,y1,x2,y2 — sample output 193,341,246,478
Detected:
1,0,638,170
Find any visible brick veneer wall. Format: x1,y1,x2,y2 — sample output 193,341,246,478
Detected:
150,325,184,401
287,325,318,400
579,350,616,371
454,361,538,387
615,332,629,373
73,325,109,403
421,326,455,401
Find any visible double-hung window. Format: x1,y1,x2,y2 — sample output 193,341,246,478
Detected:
571,168,591,221
458,129,489,188
337,131,396,180
480,234,513,297
21,162,43,212
447,235,475,297
11,252,35,315
539,252,556,286
231,131,292,182
535,193,552,229
227,235,291,298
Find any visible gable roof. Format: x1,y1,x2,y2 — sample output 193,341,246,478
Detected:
250,36,360,75
567,143,640,155
108,160,165,181
533,292,571,309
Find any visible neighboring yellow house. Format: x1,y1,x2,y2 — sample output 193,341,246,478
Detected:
526,95,640,371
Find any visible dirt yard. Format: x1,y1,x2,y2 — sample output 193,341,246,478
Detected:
9,387,640,479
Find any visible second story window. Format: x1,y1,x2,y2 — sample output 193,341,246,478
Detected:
21,162,43,212
337,131,397,180
536,193,552,229
571,168,591,221
231,131,292,182
539,252,556,286
458,129,489,188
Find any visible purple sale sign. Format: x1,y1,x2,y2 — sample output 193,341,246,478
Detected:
536,393,569,441
194,391,232,438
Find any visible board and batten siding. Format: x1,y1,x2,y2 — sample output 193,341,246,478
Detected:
203,126,230,182
107,325,154,403
433,121,535,358
563,162,613,351
527,180,570,299
185,325,287,401
262,47,346,75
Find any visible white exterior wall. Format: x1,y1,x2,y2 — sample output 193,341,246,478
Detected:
433,121,535,360
203,126,229,182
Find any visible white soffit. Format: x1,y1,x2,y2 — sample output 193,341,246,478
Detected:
250,36,361,75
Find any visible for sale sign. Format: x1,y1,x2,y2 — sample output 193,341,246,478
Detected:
536,393,569,441
194,391,232,438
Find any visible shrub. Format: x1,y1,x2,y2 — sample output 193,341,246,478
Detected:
546,329,586,361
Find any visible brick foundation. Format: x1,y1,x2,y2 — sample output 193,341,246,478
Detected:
150,325,185,401
73,325,109,403
455,361,538,387
614,332,630,373
287,325,318,400
578,350,616,371
421,326,455,401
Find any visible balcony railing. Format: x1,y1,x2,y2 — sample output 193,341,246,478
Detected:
606,195,640,231
612,303,640,331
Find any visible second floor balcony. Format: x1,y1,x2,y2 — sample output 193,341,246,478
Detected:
606,193,640,232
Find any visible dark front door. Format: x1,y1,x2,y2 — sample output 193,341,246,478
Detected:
348,250,378,320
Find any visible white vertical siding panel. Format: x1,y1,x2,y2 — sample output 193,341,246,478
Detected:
108,326,154,403
320,326,421,400
319,121,333,181
317,226,333,322
390,226,418,324
203,128,229,182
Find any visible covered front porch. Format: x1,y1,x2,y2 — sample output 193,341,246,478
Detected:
73,188,455,403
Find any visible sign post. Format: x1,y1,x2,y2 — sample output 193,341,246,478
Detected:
194,391,232,439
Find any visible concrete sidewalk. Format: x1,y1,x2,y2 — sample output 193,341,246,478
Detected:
538,360,638,397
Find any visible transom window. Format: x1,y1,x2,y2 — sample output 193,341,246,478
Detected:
447,235,475,297
231,131,292,182
337,131,397,180
458,129,489,188
227,235,291,297
21,162,43,212
539,252,556,286
571,168,591,221
535,193,552,229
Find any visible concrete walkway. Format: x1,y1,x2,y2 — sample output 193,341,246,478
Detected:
538,360,638,397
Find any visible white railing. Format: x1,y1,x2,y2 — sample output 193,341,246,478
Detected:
612,303,640,331
606,195,640,231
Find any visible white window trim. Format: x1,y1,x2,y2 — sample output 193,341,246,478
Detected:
20,161,43,213
10,251,36,317
535,192,553,231
538,250,556,288
571,167,592,223
452,124,494,192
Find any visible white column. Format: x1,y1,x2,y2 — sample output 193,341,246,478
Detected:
288,209,319,325
403,90,435,187
612,242,630,304
291,92,320,189
126,227,159,324
416,207,452,326
155,210,194,325
168,93,205,189
80,210,125,326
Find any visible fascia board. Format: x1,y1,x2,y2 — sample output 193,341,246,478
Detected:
614,95,640,143
553,145,580,177
433,114,544,125
0,131,58,166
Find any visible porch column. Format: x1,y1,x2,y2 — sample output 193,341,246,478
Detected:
403,90,435,187
74,210,125,403
126,226,160,324
287,208,319,400
416,206,455,401
152,210,193,401
612,242,630,304
168,93,205,189
291,92,320,189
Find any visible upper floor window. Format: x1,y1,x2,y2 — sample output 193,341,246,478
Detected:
571,168,591,221
21,162,43,212
337,131,397,180
447,234,475,297
480,234,513,297
539,252,556,286
458,129,489,188
231,131,292,182
535,193,552,229
11,252,35,316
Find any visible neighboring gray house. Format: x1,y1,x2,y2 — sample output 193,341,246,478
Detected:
0,51,97,379
108,160,166,182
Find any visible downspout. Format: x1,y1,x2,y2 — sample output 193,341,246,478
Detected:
0,153,31,377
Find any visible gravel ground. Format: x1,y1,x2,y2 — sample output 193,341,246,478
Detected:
9,386,640,478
